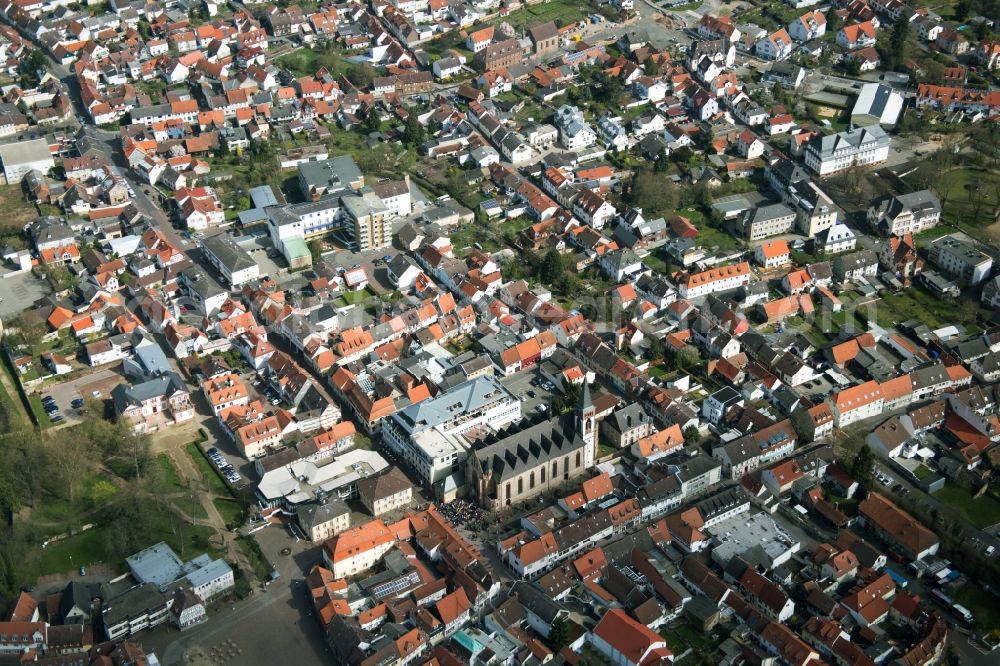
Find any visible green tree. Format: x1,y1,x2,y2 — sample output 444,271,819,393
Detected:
885,19,910,70
347,62,377,89
849,445,875,488
593,71,624,107
920,60,945,85
539,248,565,284
844,57,862,77
644,58,659,76
627,170,679,217
549,616,569,651
772,82,788,107
683,425,701,446
308,239,324,262
647,335,664,361
654,151,671,173
674,345,700,369
671,146,694,164
403,114,425,147
19,50,47,89
364,109,381,133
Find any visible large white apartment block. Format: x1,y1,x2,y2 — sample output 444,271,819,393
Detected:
804,125,890,176
928,234,993,285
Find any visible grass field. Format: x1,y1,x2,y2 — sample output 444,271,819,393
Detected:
905,167,1000,238
934,483,1000,529
214,498,244,527
279,49,356,79
277,49,320,77
866,289,986,330
490,0,587,32
341,287,374,305
642,253,670,275
0,184,40,232
29,501,219,580
660,622,718,662
954,584,1000,633
174,495,208,520
156,453,185,491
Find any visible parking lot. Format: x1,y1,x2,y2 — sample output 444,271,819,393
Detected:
501,366,559,419
37,366,124,424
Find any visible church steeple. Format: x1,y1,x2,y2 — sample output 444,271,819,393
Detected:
577,380,596,467
579,379,593,414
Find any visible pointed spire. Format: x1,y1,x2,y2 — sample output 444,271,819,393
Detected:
579,380,593,413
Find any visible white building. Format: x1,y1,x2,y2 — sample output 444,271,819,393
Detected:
678,262,752,299
815,224,857,255
928,234,993,285
867,190,940,236
553,105,597,150
382,376,521,485
829,381,884,428
804,125,890,176
0,138,54,184
201,235,260,287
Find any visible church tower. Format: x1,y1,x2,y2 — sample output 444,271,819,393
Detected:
577,380,596,467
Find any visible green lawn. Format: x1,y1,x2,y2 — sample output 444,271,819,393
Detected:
33,527,109,576
642,253,669,275
215,498,244,527
186,443,232,497
684,208,742,252
867,289,986,330
954,584,1000,633
28,503,220,581
924,0,960,19
660,622,718,663
488,0,586,32
156,453,185,491
913,464,932,480
277,49,320,77
597,442,618,459
829,496,861,517
905,167,1000,234
934,483,1000,529
341,287,374,305
174,495,208,520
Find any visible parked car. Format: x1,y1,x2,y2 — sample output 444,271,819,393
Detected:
71,398,84,408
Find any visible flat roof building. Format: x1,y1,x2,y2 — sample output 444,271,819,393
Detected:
382,376,521,486
257,447,390,509
0,138,54,184
298,155,364,199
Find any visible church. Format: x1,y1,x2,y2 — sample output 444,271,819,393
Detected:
467,382,597,511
